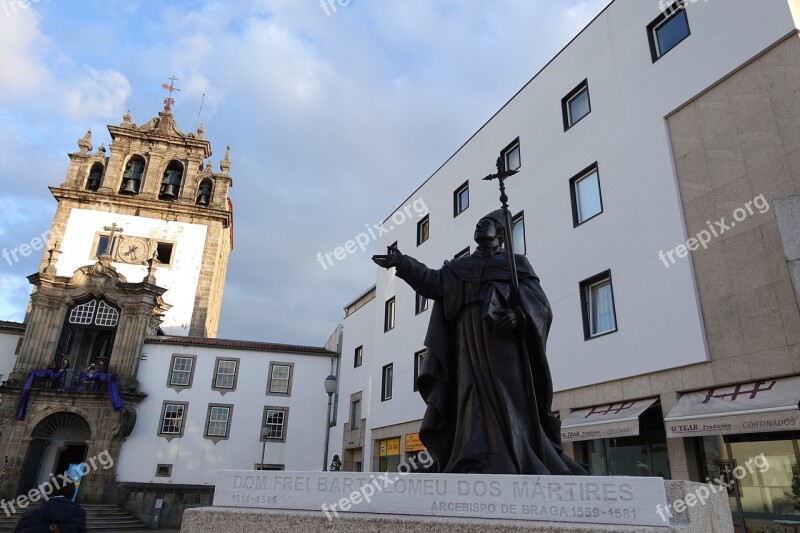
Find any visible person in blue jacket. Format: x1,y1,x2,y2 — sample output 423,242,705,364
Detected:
14,478,86,533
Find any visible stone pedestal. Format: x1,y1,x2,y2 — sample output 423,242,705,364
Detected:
179,472,733,532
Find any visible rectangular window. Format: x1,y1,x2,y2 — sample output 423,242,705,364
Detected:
255,463,285,471
570,164,603,226
415,292,429,315
579,270,618,339
562,80,591,130
511,212,526,255
454,247,470,259
647,3,690,62
213,358,238,391
413,349,426,392
267,362,293,395
262,407,288,442
159,402,187,437
453,181,469,217
384,297,395,332
205,404,232,439
354,345,363,368
155,464,172,477
156,242,175,265
502,139,521,172
350,399,361,430
381,364,393,401
93,234,119,259
416,215,430,246
168,355,195,389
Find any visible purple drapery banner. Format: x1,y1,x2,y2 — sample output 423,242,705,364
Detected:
15,370,124,421
79,372,124,412
15,370,64,420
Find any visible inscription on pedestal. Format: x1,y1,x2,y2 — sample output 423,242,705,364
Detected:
213,471,668,527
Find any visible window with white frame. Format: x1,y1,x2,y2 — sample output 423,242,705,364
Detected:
354,345,363,368
579,271,618,339
213,358,238,391
205,404,232,440
381,363,393,401
647,3,690,62
262,407,288,441
414,349,426,392
415,292,429,315
570,164,603,226
562,80,591,130
267,362,293,395
384,297,396,332
159,402,187,437
511,212,526,255
454,247,470,259
168,355,195,388
454,181,469,217
502,139,521,172
417,215,430,246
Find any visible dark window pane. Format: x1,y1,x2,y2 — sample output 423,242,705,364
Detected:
656,10,689,57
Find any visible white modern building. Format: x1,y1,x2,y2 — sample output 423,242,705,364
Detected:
329,1,800,530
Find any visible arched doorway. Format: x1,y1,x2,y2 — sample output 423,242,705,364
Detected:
19,413,91,493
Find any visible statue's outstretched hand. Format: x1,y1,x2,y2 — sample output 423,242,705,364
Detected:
372,246,404,269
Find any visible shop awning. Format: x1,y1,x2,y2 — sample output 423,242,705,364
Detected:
664,376,800,438
560,398,658,442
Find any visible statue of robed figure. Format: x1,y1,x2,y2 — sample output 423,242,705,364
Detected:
372,161,586,476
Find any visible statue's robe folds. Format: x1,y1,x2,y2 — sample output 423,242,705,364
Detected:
396,250,586,475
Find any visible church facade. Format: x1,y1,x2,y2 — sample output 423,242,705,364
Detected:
0,104,339,527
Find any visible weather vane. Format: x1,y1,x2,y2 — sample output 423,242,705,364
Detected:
161,76,181,109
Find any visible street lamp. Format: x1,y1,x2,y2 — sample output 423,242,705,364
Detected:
322,374,338,471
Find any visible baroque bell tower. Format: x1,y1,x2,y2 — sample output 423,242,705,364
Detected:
43,101,233,338
0,93,234,503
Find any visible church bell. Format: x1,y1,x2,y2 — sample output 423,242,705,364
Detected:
160,183,179,200
196,192,210,206
120,178,138,195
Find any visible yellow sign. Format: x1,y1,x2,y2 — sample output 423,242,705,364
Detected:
405,433,426,452
378,438,401,457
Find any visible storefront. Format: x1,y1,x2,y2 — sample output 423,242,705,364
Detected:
405,432,427,466
561,399,670,478
374,437,401,472
665,376,800,532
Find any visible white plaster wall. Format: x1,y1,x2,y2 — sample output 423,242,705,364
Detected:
340,0,800,432
56,209,207,335
115,342,335,484
329,296,378,462
0,331,22,382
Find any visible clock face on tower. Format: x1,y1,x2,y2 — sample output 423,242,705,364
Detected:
117,236,151,265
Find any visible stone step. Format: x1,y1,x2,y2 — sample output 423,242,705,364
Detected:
0,504,149,532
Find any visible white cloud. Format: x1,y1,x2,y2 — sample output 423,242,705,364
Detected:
0,2,50,96
64,68,133,121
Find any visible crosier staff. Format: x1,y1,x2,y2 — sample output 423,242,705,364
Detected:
483,156,545,461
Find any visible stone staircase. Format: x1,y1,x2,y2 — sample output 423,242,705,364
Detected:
0,503,163,531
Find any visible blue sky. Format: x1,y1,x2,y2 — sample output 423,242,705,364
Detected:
0,0,609,345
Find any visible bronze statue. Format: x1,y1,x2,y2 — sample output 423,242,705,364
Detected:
373,209,586,475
